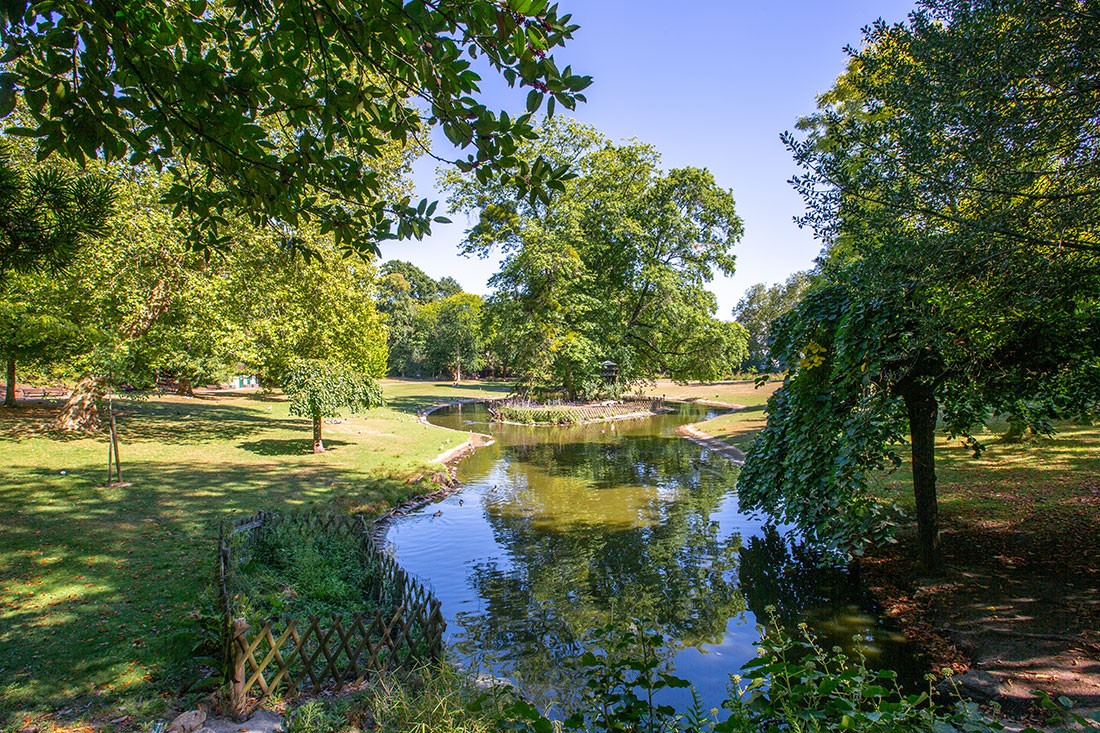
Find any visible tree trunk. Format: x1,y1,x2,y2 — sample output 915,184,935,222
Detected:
176,377,194,397
902,379,940,570
4,355,14,407
52,375,106,432
312,412,325,453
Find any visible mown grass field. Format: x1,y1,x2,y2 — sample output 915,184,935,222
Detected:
872,419,1100,527
0,379,508,728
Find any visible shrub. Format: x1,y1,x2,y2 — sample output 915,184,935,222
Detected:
230,522,382,626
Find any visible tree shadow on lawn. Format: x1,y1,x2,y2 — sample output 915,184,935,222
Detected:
238,438,351,456
0,459,424,724
0,397,304,446
384,385,508,415
116,399,304,445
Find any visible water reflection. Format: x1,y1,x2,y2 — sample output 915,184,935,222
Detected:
386,402,912,713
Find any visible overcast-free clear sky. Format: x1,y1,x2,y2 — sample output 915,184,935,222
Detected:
379,1,918,317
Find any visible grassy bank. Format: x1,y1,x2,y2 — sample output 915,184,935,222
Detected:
640,379,780,451
0,379,507,728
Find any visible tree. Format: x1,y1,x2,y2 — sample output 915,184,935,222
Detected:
211,232,389,386
740,0,1100,568
375,261,477,377
732,271,813,372
420,292,485,381
282,359,383,453
0,142,114,406
379,261,449,304
375,270,423,377
45,168,200,431
445,118,747,398
1,0,591,256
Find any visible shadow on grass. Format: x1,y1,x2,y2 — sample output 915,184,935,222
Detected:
0,396,303,446
384,382,511,415
0,459,425,724
238,438,351,456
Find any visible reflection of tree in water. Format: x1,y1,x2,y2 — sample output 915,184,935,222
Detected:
738,527,918,686
508,434,700,491
453,437,747,707
738,526,853,626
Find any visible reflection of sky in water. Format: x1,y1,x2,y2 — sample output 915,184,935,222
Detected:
385,402,912,715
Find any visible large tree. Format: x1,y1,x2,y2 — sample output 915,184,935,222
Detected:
739,0,1100,568
445,118,747,398
0,0,590,256
732,271,813,373
0,142,114,406
418,292,485,381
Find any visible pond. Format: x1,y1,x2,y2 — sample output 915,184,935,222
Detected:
384,401,914,714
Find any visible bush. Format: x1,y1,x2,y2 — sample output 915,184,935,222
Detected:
494,613,1100,733
230,522,382,626
498,404,582,425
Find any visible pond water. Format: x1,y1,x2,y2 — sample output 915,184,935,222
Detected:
384,401,914,714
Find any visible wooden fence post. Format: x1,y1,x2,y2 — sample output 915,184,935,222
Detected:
229,618,250,719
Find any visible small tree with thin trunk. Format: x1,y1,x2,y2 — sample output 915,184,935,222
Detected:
282,359,383,453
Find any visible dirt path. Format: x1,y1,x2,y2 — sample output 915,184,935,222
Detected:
862,514,1100,721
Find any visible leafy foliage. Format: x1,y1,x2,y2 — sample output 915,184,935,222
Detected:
0,0,592,256
444,118,747,397
376,263,488,378
731,271,813,373
496,403,581,424
741,0,1100,565
491,614,1088,733
282,358,383,451
283,359,383,421
0,140,114,275
232,522,381,624
417,293,486,381
738,278,913,558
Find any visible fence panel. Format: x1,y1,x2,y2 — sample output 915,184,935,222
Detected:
218,511,444,717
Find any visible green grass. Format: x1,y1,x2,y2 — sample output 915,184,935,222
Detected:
0,379,507,728
637,379,780,451
872,419,1100,526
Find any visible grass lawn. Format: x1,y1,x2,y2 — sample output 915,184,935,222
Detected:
872,419,1100,529
640,378,780,451
0,379,508,729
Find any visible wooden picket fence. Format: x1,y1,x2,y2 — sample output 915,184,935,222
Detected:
217,511,445,717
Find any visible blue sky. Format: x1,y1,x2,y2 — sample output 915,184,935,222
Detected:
379,1,917,317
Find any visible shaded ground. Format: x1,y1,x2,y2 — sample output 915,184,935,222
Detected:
0,381,507,730
862,426,1100,721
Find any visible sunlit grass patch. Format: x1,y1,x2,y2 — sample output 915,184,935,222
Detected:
0,380,505,727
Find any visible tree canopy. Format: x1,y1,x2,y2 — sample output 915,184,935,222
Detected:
444,118,747,397
732,271,813,373
739,0,1100,567
0,141,115,405
282,358,384,453
0,0,591,256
